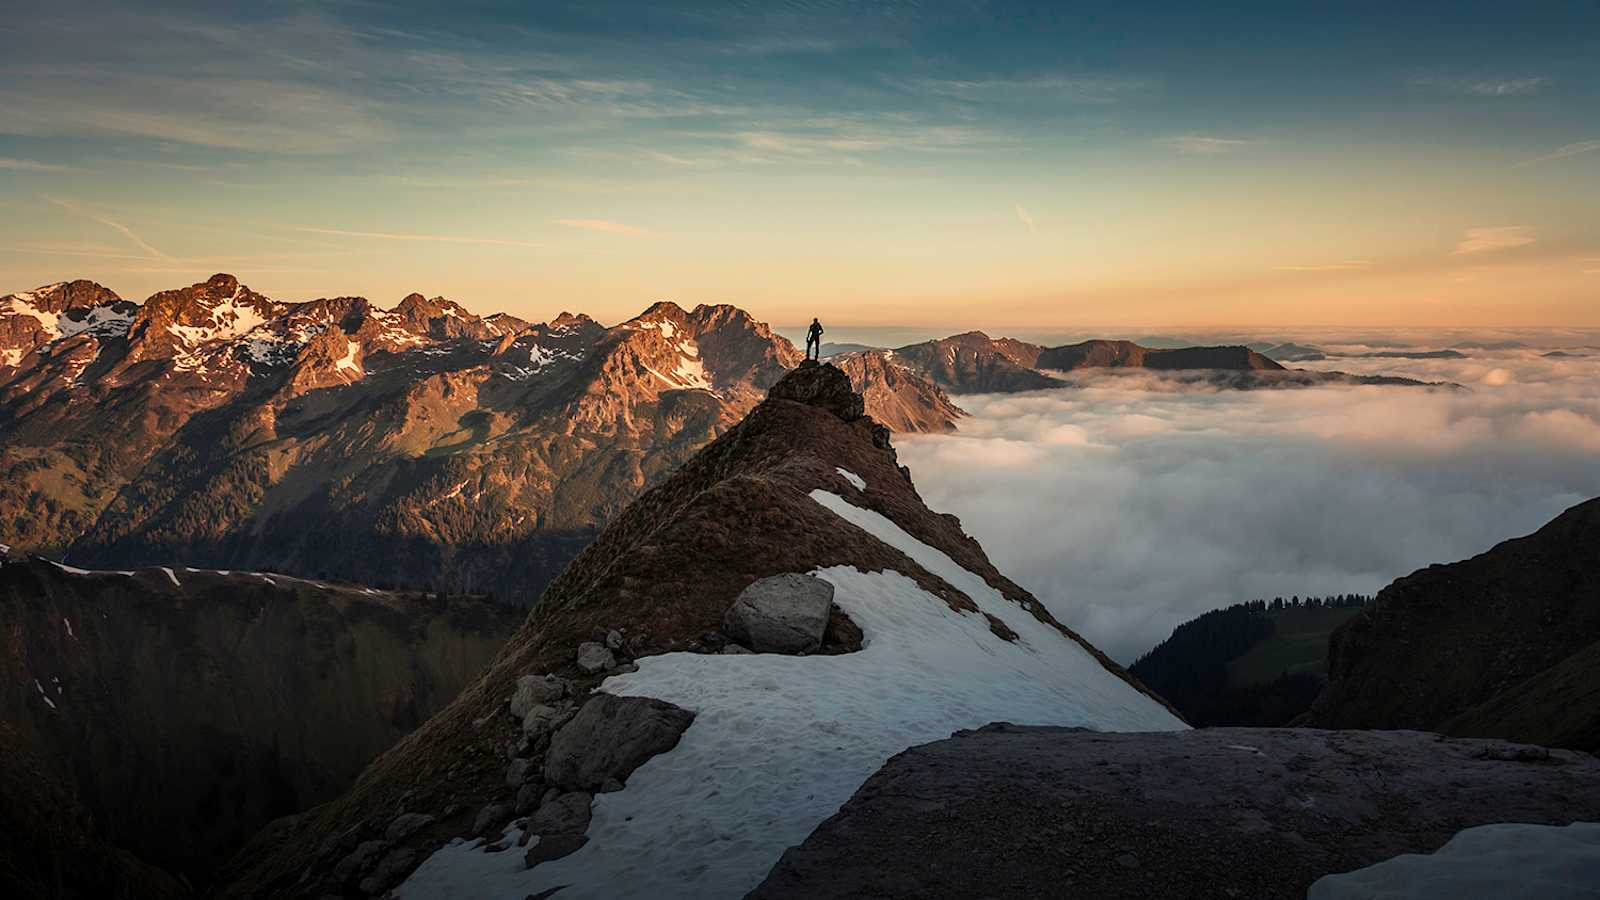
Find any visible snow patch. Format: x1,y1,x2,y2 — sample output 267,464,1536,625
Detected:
48,559,92,576
835,467,866,491
63,617,74,639
34,679,57,710
159,567,181,587
1310,822,1600,899
4,294,60,337
335,340,361,374
400,493,1182,900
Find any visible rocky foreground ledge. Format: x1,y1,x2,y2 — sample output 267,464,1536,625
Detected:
749,725,1600,900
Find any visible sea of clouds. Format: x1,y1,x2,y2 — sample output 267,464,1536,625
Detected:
900,334,1600,664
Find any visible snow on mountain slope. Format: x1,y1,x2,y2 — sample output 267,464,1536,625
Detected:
402,489,1181,899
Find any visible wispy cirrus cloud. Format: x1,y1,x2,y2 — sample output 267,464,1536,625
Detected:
1515,139,1600,167
1014,204,1036,234
291,226,543,249
1413,75,1546,97
0,157,75,173
1155,135,1264,155
45,197,172,260
1275,260,1372,272
555,218,652,237
1453,226,1536,256
909,74,1147,104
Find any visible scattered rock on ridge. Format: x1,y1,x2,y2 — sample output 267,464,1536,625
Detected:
575,642,616,674
543,694,696,792
723,573,835,654
510,674,568,720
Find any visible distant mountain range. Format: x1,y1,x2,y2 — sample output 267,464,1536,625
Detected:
1,276,1449,603
1,275,970,602
831,331,1455,394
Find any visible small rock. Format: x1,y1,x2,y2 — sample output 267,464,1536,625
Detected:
524,833,589,869
514,782,545,816
506,758,536,787
599,777,625,793
510,674,568,721
722,574,834,654
721,643,753,655
605,629,624,650
1116,851,1140,870
332,839,388,887
472,802,511,838
384,812,435,843
527,792,593,836
544,694,696,791
358,847,416,896
576,642,616,674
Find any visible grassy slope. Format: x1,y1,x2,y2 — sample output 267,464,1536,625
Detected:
1227,606,1363,687
1442,637,1600,751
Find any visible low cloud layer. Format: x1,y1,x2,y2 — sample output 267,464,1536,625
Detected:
901,343,1600,663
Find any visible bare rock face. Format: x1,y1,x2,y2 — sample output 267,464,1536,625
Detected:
766,362,865,421
543,694,695,792
750,725,1600,900
722,573,835,654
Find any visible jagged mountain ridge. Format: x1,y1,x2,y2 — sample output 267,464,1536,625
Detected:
218,363,1180,900
0,275,958,603
0,546,521,888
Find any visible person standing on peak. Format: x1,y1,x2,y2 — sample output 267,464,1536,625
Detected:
805,317,824,361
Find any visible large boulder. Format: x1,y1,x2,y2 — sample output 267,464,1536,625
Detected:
750,725,1600,900
723,574,834,654
544,694,695,791
767,362,864,421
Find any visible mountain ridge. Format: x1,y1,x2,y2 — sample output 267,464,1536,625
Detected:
217,362,1180,899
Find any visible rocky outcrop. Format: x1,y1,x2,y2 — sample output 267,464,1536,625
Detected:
0,550,520,886
767,360,865,419
1303,497,1600,753
751,724,1600,900
722,573,835,653
543,694,695,791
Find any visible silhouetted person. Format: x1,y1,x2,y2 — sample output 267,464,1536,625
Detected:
805,318,824,361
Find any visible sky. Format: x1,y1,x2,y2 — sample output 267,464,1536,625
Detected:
2,1,1598,328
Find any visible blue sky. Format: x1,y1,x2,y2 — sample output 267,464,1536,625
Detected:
2,1,1597,326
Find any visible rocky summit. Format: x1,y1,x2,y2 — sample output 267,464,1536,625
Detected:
0,276,959,604
216,361,1179,900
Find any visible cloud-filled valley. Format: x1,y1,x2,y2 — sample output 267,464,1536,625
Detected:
901,338,1600,663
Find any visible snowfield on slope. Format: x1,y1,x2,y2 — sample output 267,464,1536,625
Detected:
400,490,1184,900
